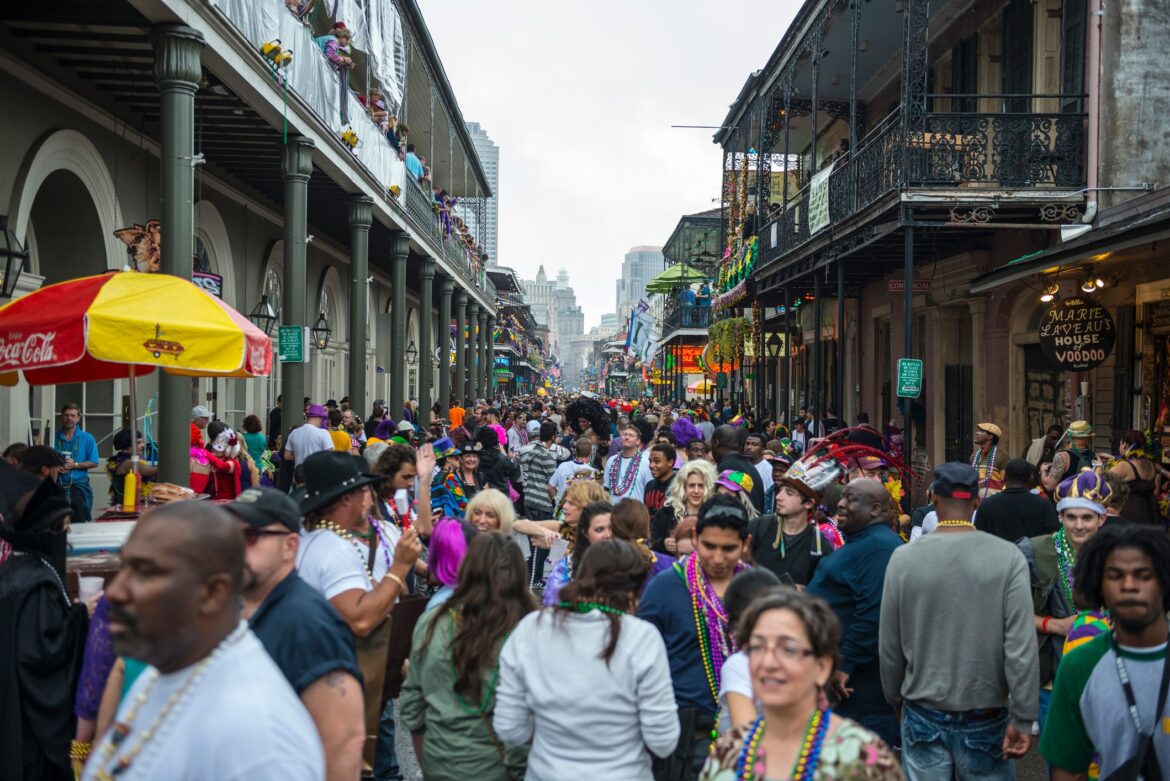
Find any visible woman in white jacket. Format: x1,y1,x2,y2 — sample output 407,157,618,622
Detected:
494,539,680,779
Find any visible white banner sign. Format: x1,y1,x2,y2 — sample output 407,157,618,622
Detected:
807,159,837,235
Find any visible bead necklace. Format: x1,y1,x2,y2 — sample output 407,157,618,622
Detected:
316,520,374,584
935,519,975,529
368,516,394,573
12,551,70,608
972,444,999,497
92,622,248,779
1054,527,1077,607
677,555,738,706
607,450,644,497
735,709,830,781
447,609,503,715
384,495,417,530
556,601,627,617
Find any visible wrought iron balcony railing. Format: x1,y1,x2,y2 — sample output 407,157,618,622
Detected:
756,99,1087,269
663,304,711,335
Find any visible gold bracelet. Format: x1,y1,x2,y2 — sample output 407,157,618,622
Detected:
386,572,407,591
70,740,92,761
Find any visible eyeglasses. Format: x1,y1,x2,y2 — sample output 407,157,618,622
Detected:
746,640,816,662
243,528,292,546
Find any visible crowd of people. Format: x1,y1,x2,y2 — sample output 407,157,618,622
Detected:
3,390,1170,781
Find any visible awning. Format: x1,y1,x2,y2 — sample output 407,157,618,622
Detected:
970,197,1170,294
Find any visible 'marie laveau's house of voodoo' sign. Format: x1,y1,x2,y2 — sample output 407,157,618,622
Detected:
1038,296,1117,371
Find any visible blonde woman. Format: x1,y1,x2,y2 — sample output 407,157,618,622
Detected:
467,485,579,556
463,488,515,534
650,459,717,555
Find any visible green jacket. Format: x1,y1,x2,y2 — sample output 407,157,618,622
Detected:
399,607,526,781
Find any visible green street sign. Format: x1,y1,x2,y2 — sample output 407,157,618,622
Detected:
278,325,308,364
896,358,923,399
717,373,728,389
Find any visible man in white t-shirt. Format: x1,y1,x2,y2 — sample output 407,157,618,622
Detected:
550,439,598,505
88,502,322,781
283,403,334,466
294,450,421,765
603,423,654,504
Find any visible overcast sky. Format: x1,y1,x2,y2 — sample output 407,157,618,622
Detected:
420,0,799,331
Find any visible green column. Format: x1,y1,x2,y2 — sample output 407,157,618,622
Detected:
479,309,490,402
466,301,480,402
280,136,314,443
453,291,467,406
437,277,453,416
347,195,373,416
389,234,410,418
417,259,435,412
151,24,205,485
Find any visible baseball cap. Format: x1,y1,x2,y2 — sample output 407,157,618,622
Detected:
715,470,754,494
931,462,980,500
396,420,415,433
191,405,211,419
225,487,302,533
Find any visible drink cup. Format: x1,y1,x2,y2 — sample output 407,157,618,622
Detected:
78,576,104,603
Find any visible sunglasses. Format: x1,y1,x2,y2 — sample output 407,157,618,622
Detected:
243,527,292,546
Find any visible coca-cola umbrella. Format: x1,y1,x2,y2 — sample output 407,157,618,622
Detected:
0,271,272,491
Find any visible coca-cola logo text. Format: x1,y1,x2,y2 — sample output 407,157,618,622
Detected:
0,333,57,366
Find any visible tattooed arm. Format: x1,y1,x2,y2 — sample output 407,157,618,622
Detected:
301,670,364,780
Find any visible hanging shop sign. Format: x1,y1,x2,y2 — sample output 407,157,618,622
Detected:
1038,296,1116,371
1147,300,1170,334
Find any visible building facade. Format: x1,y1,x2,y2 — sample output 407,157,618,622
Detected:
710,0,1170,496
465,121,499,265
0,0,498,493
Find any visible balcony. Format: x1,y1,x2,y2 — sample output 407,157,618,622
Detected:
662,304,711,338
209,0,495,298
757,99,1087,268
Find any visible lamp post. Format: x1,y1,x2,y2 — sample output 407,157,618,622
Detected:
311,312,331,350
0,216,29,299
248,294,277,336
406,340,418,366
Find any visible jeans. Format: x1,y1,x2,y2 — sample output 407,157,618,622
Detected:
372,698,400,781
901,701,1015,781
64,480,93,522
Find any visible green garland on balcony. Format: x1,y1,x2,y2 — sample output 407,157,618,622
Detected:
707,316,751,362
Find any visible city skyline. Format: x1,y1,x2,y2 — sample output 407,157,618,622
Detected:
419,0,791,329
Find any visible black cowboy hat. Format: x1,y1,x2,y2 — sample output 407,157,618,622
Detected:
294,450,382,515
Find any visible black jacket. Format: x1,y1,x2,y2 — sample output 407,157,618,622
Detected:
476,447,520,494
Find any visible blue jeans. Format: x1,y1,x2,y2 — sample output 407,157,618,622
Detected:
901,701,1015,781
372,698,400,781
64,480,93,522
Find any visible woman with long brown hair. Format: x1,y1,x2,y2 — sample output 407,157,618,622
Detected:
541,500,613,606
399,533,534,781
609,498,675,593
495,540,679,778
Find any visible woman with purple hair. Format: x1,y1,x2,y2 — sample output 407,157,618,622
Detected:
426,518,477,611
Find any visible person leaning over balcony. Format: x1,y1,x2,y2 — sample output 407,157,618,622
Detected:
314,21,354,70
405,144,424,180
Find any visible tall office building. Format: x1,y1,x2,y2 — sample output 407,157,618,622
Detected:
465,121,499,264
521,266,586,356
615,245,663,316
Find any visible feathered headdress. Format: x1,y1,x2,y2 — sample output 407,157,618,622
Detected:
779,427,916,503
566,396,611,437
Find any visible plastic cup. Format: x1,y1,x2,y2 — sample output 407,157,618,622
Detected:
78,576,104,603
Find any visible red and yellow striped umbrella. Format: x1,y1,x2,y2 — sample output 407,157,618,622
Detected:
0,271,272,385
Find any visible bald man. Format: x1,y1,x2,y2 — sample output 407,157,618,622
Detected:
85,503,324,780
807,479,904,747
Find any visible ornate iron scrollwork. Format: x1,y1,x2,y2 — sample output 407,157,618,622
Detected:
1040,203,1082,222
949,206,993,223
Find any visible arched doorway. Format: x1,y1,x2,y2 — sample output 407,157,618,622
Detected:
29,169,121,500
